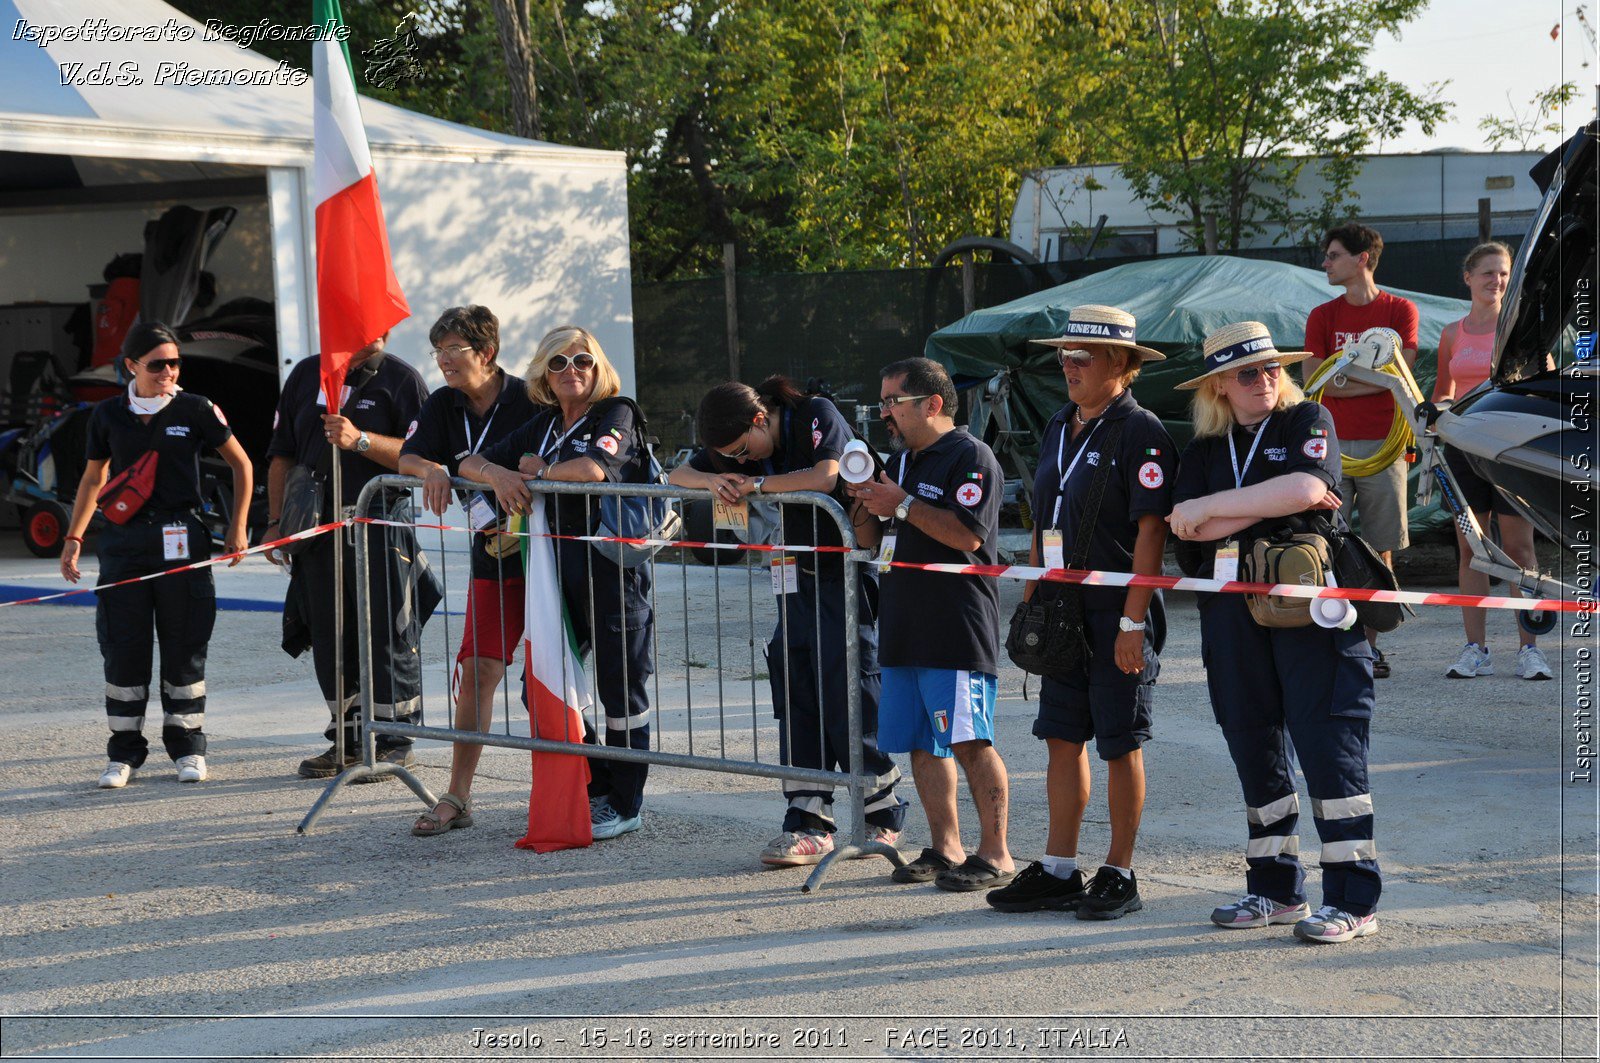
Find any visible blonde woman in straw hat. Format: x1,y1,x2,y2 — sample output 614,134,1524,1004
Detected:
988,306,1175,921
1167,321,1381,944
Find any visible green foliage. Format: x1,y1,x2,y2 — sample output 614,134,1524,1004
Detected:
1479,82,1585,153
1076,0,1450,252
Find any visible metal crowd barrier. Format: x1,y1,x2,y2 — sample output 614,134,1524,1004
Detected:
296,474,902,891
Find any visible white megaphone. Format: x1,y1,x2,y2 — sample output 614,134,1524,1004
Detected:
839,439,877,484
1311,572,1358,630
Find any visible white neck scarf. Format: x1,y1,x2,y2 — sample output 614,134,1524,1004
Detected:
127,380,180,416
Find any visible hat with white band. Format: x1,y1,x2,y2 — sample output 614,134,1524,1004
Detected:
1032,305,1165,362
1175,320,1311,390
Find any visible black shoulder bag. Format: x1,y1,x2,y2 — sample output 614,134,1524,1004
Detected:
1006,418,1125,679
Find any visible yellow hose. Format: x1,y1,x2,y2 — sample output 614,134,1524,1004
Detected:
1304,353,1420,477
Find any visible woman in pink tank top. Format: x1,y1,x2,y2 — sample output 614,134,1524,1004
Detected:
1432,242,1551,681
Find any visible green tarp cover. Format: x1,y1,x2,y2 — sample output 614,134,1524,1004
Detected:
924,255,1470,535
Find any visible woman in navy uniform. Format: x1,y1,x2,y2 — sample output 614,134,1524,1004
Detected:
399,305,538,836
668,376,908,867
987,306,1174,920
461,326,655,840
1168,321,1381,944
61,322,252,789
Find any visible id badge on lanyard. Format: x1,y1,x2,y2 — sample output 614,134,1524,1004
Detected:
879,450,912,571
1213,541,1240,583
1047,419,1098,571
1218,416,1270,585
770,555,798,595
162,523,190,561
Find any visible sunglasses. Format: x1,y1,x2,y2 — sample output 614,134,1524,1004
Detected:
1232,362,1282,386
879,394,932,413
718,429,754,462
1057,348,1097,368
547,352,596,374
137,357,182,373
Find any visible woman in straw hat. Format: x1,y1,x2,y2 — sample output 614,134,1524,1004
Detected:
1168,321,1381,944
988,306,1175,921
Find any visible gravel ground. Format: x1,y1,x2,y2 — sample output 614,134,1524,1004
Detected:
0,534,1594,1060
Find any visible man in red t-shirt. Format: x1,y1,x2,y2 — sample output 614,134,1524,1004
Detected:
1301,223,1418,678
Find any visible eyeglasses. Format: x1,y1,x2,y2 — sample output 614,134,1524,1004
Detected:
431,344,476,360
1057,348,1097,368
1232,362,1282,386
879,394,932,413
137,357,182,373
1322,249,1350,263
547,352,596,374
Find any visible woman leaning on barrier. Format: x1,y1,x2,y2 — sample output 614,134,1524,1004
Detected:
397,305,539,836
60,322,252,790
459,326,655,841
667,376,909,868
988,306,1174,921
1167,320,1382,945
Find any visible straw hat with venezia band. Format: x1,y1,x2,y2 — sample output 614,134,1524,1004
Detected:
1175,320,1312,390
1033,305,1166,362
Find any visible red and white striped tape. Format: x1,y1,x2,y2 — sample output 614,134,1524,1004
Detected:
361,517,1583,615
5,516,1584,615
0,521,345,608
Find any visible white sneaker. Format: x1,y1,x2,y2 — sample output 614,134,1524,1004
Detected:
1516,645,1553,681
1446,643,1492,678
176,755,208,783
98,762,133,789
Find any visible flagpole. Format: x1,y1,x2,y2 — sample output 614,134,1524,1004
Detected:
332,434,346,771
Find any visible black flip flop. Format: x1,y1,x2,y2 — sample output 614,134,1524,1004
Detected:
890,847,958,883
935,854,1017,892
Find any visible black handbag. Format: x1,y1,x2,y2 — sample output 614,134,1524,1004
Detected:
1007,418,1125,679
276,463,324,556
1329,524,1411,633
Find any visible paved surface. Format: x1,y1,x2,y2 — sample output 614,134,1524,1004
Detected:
0,528,1594,1060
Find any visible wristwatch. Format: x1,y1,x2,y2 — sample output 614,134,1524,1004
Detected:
752,476,766,495
354,431,372,454
894,496,913,522
1118,616,1147,632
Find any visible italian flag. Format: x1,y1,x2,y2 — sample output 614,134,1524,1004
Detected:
512,498,596,852
312,0,410,409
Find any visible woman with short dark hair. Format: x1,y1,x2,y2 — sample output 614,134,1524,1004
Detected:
399,305,538,835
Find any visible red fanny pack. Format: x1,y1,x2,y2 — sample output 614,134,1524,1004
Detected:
97,451,159,524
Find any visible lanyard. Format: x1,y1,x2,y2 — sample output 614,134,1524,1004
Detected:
462,405,499,458
1227,414,1272,490
538,411,590,462
1051,415,1102,527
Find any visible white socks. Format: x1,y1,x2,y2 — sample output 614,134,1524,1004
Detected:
1042,855,1078,879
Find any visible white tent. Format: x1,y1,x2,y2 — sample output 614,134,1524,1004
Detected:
0,0,635,393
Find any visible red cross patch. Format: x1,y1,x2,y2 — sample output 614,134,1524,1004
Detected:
404,420,418,440
1138,461,1164,489
213,404,228,426
1302,438,1327,460
956,482,982,507
596,434,619,455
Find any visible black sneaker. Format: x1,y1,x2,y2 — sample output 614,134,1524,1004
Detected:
986,861,1088,912
1075,866,1142,920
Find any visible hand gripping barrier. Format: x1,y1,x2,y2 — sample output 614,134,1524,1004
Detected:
295,474,906,892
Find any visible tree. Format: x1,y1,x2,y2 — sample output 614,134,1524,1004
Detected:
1077,0,1450,252
1480,82,1584,153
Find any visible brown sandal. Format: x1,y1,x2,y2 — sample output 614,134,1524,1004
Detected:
411,793,474,836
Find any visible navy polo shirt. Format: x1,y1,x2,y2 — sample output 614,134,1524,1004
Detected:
86,391,233,513
401,368,540,580
1171,401,1343,590
266,354,428,507
687,397,857,569
1033,390,1177,612
878,427,1004,674
478,397,642,536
